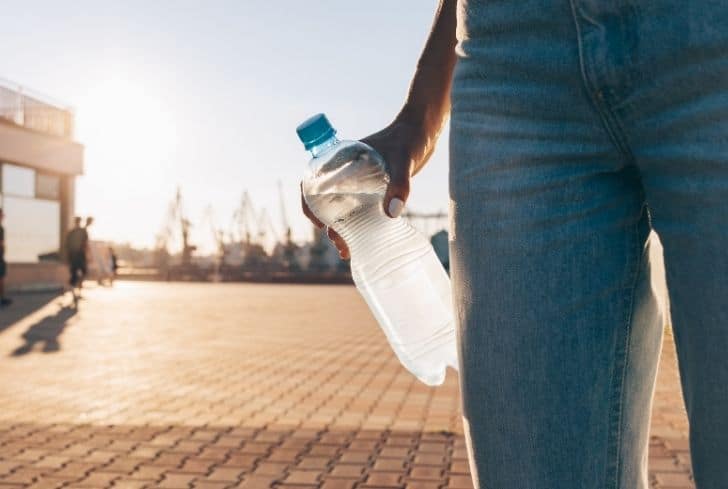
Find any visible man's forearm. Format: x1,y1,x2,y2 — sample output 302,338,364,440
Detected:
396,0,457,173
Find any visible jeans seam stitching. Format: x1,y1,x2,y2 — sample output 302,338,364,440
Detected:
568,0,635,163
612,206,646,489
567,6,632,484
599,100,637,162
567,12,644,484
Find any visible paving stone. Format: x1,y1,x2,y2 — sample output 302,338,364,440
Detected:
295,457,329,470
408,466,443,480
348,440,378,452
81,450,116,464
283,470,320,485
239,444,270,456
128,446,162,459
449,460,470,474
73,471,119,487
654,471,695,487
104,458,145,474
0,484,29,489
50,462,96,480
372,459,405,472
664,439,691,452
363,472,403,488
320,480,357,489
417,442,447,454
190,482,229,489
235,475,280,488
220,455,258,471
31,457,68,470
178,458,214,475
337,452,370,464
0,469,45,485
447,474,475,489
450,448,469,461
13,450,47,463
307,446,339,458
0,462,21,476
650,456,682,473
171,441,205,455
158,472,197,488
266,448,300,463
384,436,415,448
206,467,244,483
378,447,412,460
404,482,440,489
251,462,288,478
328,465,365,479
128,465,166,481
154,453,187,467
111,480,153,489
412,454,444,466
23,477,70,489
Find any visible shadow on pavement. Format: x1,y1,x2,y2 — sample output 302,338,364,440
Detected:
10,303,77,356
0,291,62,335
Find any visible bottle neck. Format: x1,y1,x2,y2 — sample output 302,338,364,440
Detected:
309,135,340,158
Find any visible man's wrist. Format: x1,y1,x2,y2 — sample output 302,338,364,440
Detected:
395,104,427,128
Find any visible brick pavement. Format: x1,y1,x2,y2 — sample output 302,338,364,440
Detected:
0,282,693,488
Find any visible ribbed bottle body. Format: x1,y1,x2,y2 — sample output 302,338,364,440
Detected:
303,139,457,385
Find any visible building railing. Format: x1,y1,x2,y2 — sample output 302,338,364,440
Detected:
0,78,74,140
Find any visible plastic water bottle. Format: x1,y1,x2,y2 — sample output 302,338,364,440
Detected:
296,113,458,385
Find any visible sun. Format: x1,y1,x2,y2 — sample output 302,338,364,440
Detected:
75,76,178,185
72,75,180,246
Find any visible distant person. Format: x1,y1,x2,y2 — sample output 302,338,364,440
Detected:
85,216,103,284
109,247,118,277
84,217,94,264
0,209,11,307
65,217,88,289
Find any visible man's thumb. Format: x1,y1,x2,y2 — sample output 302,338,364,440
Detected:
387,197,405,218
384,169,410,218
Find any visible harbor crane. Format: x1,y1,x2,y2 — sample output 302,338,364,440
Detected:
155,186,196,267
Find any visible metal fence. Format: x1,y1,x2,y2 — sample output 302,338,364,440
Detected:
0,79,74,139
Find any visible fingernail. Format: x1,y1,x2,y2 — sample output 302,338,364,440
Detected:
388,198,404,218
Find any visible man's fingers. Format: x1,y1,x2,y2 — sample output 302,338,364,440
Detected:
384,153,411,218
300,184,324,229
302,182,350,259
387,197,405,218
327,227,350,260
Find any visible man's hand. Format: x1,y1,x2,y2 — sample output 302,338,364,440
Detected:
299,0,456,260
300,183,351,260
300,119,422,260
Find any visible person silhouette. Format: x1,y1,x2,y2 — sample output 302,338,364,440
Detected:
0,208,11,307
11,306,76,355
65,217,88,296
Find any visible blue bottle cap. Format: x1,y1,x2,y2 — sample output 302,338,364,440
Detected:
296,113,336,150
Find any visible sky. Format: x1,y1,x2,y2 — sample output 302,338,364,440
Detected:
0,1,450,252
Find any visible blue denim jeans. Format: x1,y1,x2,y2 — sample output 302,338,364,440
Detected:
449,1,728,488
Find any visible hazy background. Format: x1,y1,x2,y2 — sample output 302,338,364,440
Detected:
0,1,449,251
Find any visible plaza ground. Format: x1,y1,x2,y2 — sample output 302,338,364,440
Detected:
0,282,693,488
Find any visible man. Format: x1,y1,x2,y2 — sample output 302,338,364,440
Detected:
302,1,728,487
65,217,88,289
0,209,11,307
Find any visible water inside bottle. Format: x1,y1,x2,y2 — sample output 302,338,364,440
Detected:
301,134,458,385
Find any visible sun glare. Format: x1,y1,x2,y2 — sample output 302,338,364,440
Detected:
76,77,177,190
